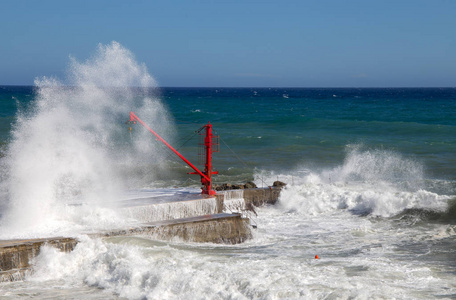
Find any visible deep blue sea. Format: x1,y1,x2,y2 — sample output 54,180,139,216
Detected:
1,83,455,298
3,86,454,182
163,87,456,181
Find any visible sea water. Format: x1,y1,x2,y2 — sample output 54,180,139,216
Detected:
0,43,455,299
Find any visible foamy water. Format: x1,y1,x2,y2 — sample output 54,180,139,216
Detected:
1,191,455,299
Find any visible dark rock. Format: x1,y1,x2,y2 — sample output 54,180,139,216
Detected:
214,183,237,191
221,183,232,190
244,181,257,189
272,181,287,188
215,182,262,191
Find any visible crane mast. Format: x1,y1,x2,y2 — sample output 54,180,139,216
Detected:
128,112,218,195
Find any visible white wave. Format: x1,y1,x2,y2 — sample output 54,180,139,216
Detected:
279,181,449,217
25,231,455,299
0,42,174,237
255,146,452,218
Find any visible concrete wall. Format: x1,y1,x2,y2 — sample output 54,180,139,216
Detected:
137,214,251,244
121,197,220,223
0,214,252,281
216,187,282,208
0,237,77,282
102,213,252,244
243,187,282,207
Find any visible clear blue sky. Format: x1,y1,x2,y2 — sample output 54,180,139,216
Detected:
1,0,455,87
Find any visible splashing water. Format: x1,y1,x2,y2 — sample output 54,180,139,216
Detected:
219,190,245,213
256,146,451,218
324,144,424,189
0,42,174,238
121,197,218,223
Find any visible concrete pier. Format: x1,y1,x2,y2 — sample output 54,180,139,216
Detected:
0,213,250,282
103,213,251,244
120,193,223,222
0,186,283,282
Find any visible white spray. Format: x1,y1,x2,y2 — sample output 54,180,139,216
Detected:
0,42,174,238
256,145,451,217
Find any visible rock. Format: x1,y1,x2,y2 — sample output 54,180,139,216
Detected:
214,183,229,191
244,181,257,189
214,182,258,191
231,184,244,189
272,181,287,188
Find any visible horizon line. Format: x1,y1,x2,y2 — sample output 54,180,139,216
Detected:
1,84,455,89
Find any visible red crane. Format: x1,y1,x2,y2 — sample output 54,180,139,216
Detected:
128,112,218,196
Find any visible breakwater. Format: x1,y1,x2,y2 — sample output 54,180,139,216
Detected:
0,237,78,282
0,186,283,282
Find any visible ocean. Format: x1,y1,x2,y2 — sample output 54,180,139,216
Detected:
0,43,455,299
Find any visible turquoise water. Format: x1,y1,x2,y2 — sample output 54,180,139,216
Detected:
1,86,455,185
163,87,456,180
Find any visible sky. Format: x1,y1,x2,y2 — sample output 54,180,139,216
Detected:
1,0,455,87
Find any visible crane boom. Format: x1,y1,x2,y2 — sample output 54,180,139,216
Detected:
128,112,217,195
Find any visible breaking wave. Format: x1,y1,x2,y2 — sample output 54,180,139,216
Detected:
0,42,174,238
256,145,453,218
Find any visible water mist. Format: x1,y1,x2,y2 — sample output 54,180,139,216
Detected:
0,42,174,238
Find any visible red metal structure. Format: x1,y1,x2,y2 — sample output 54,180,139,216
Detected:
128,112,218,196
